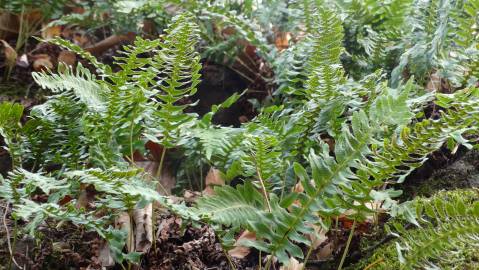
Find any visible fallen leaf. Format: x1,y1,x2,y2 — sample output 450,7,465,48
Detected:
0,39,17,68
142,19,156,35
228,230,256,259
275,31,291,51
41,24,62,40
205,167,224,186
183,190,202,203
145,141,164,161
280,257,304,270
135,161,176,195
426,72,441,92
58,50,76,66
0,12,19,39
133,203,153,253
58,195,73,206
75,183,94,209
202,167,225,195
308,224,328,250
32,54,53,72
316,242,335,260
116,212,134,252
23,9,43,25
98,240,115,267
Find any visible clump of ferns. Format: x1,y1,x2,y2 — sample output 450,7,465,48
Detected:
195,6,479,269
345,189,479,270
0,13,201,266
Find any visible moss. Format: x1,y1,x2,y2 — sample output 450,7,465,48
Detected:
347,189,479,270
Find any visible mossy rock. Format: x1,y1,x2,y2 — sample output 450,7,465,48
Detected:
347,189,479,270
402,150,479,199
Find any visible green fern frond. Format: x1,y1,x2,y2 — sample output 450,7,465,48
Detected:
304,7,345,100
196,181,265,227
145,13,202,149
395,191,479,270
48,37,112,76
0,102,24,167
390,0,453,87
32,63,107,112
235,111,372,263
242,134,285,191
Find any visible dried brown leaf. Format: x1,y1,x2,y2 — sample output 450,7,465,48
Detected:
275,32,291,51
316,242,335,260
41,24,62,40
116,212,134,252
280,257,304,270
1,39,17,68
308,224,328,250
133,203,153,253
0,12,19,39
202,167,225,195
58,50,76,67
32,54,53,72
228,230,256,259
99,240,115,267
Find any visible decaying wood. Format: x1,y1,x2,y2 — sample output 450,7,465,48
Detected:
85,33,136,56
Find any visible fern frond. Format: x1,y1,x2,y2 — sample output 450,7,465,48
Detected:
304,7,345,100
47,37,112,76
242,134,285,192
32,63,107,112
395,191,479,270
196,181,265,227
390,0,453,87
237,111,373,263
0,102,24,166
145,13,202,149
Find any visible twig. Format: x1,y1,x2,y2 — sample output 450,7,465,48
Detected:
223,248,237,270
363,258,384,270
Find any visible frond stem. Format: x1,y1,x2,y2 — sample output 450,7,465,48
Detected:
256,169,272,213
337,219,356,270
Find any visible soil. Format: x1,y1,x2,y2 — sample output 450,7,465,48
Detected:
0,205,258,270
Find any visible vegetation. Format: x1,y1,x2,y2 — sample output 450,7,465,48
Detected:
1,0,479,269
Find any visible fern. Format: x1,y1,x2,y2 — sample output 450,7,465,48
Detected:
197,181,265,227
0,12,204,265
0,102,24,168
144,13,202,150
197,86,479,264
392,190,479,270
32,63,107,112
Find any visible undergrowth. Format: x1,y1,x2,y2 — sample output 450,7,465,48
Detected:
1,0,479,269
